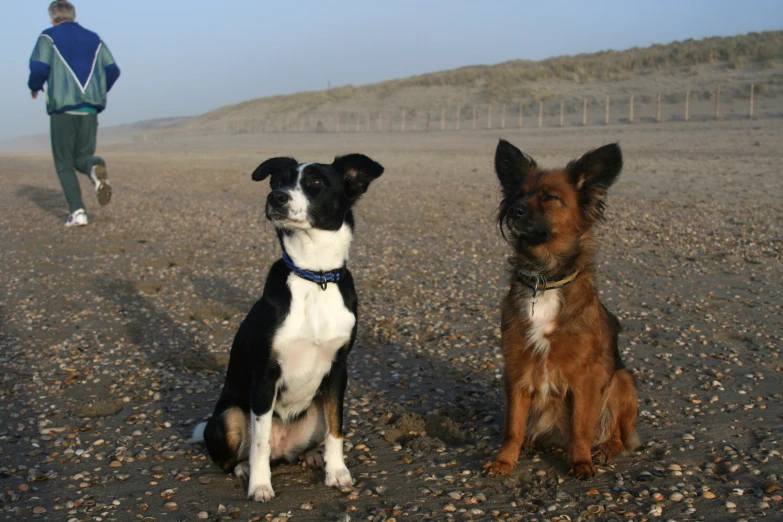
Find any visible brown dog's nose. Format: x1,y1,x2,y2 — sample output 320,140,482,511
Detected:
509,204,527,219
268,190,291,208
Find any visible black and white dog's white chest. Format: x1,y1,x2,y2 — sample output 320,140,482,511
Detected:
273,273,356,421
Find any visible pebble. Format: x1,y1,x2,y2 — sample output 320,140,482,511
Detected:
197,512,209,520
702,491,716,499
669,492,684,502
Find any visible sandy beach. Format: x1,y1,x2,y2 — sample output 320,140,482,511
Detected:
0,117,781,521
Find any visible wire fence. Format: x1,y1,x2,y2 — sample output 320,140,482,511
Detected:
136,84,776,142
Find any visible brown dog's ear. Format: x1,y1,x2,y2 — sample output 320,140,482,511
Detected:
495,139,537,194
251,157,298,181
332,154,384,199
568,143,623,222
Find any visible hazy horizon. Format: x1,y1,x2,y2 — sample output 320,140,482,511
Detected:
1,0,781,143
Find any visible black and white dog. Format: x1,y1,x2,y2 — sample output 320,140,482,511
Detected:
191,154,384,502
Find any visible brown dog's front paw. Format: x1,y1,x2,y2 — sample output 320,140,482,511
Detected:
571,461,597,480
483,458,515,476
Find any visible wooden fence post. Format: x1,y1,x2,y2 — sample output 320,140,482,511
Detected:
501,104,506,129
560,100,564,127
456,106,461,130
441,108,445,131
629,94,634,123
412,111,418,132
472,106,477,130
488,105,493,129
685,90,690,121
519,103,523,128
656,92,661,123
426,111,431,132
749,84,754,119
715,86,721,120
583,97,587,126
538,101,543,128
605,95,610,125
401,110,406,132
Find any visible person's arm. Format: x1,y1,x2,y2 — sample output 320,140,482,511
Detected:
100,43,120,92
28,35,52,95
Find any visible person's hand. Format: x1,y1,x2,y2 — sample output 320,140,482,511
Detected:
31,91,38,99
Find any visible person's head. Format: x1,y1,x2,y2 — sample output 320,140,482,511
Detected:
49,1,76,25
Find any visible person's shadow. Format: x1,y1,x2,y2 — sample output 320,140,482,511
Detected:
16,185,66,219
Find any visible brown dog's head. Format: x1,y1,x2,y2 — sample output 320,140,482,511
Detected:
494,139,622,275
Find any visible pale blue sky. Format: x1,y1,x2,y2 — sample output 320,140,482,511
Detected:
1,0,781,142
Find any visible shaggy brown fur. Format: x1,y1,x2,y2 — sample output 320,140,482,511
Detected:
483,140,640,479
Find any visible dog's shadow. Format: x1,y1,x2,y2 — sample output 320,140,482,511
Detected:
17,185,66,219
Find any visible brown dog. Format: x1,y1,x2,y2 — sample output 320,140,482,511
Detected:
483,140,640,479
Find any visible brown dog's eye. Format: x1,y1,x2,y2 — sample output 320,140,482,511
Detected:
541,193,559,202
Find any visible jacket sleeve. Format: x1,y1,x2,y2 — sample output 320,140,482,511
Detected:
100,43,120,92
28,35,53,92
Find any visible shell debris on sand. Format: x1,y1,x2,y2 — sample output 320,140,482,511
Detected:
0,120,781,520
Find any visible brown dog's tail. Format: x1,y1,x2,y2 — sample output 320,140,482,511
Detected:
623,428,642,451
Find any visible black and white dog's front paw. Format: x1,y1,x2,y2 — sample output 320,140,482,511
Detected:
247,482,276,502
325,466,353,488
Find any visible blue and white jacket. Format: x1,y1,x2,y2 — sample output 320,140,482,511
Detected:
28,22,120,115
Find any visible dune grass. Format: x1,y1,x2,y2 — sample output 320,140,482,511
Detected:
180,31,782,132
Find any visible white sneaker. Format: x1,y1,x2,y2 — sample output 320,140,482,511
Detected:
65,209,88,227
90,164,112,206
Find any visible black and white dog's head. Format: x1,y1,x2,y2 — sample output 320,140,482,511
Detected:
252,154,384,231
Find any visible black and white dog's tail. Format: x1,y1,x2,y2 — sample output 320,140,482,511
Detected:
189,422,207,444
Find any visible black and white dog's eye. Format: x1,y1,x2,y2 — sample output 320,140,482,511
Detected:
310,178,323,187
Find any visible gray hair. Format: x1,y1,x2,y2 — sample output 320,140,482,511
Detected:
49,1,76,23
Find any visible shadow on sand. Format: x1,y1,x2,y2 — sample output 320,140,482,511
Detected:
16,184,66,219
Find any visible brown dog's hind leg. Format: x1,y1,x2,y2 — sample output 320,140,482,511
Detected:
614,369,641,451
595,369,640,463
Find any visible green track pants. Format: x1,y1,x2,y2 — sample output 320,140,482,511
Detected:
50,113,105,213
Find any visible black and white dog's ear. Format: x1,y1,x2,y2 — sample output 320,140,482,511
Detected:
495,139,537,194
333,154,384,198
251,157,298,181
567,143,623,222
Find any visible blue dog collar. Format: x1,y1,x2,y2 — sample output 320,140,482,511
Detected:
282,251,344,290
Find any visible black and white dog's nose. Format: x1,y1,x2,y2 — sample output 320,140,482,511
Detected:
268,190,291,208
